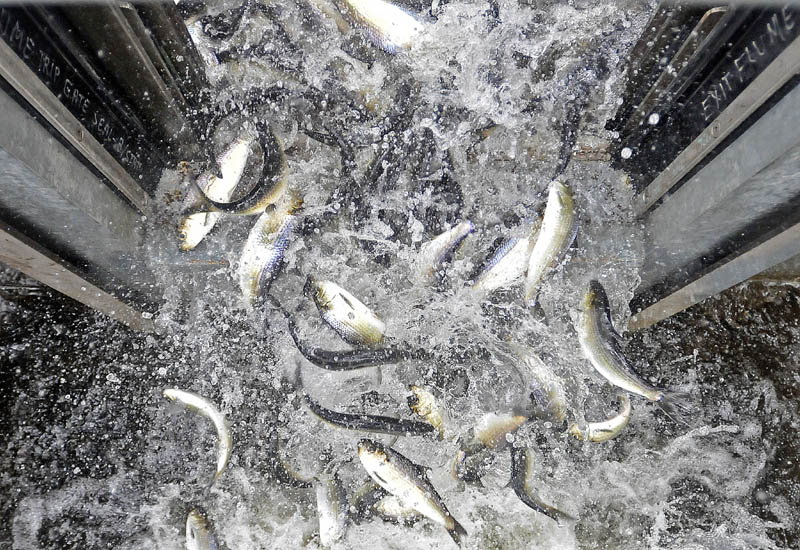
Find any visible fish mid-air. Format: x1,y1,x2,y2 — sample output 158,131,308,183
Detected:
576,280,692,424
358,439,467,545
163,388,232,486
524,181,578,305
339,0,424,54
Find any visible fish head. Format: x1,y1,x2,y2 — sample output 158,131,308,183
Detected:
162,388,179,402
586,280,610,311
178,214,212,251
186,509,212,550
567,422,587,441
305,277,337,312
407,385,432,416
551,180,575,210
357,439,387,460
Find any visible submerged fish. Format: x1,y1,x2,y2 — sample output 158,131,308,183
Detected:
568,394,632,443
358,439,467,545
186,509,219,550
178,136,255,251
407,385,446,439
189,122,288,215
472,215,543,293
452,412,528,484
266,432,313,489
471,412,529,450
315,467,349,547
416,220,475,285
238,193,302,305
508,446,573,525
521,353,567,424
576,280,692,423
307,277,386,347
339,0,424,54
163,388,232,485
299,368,434,436
375,494,422,525
524,181,578,304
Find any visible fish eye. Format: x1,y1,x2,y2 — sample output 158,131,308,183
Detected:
348,312,355,320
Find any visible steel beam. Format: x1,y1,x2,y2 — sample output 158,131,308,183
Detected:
0,37,150,213
0,223,155,332
634,34,800,216
629,221,800,330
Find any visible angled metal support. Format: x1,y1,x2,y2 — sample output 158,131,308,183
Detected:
0,223,155,332
629,221,800,330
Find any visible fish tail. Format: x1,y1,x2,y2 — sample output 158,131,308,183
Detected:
525,289,540,307
514,485,573,525
545,503,576,526
446,517,468,546
656,390,695,426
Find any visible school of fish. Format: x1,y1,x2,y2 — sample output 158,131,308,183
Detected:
161,1,695,547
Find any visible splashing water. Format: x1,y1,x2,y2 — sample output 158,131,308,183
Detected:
1,1,799,549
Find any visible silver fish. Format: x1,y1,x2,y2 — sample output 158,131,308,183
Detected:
186,509,219,550
576,280,692,423
375,494,422,525
299,372,435,437
508,447,573,525
163,389,232,485
315,467,349,547
568,394,632,442
308,278,386,347
520,353,567,424
472,215,543,293
339,0,424,54
452,412,528,484
188,123,288,216
524,181,578,304
238,193,302,305
178,136,255,251
416,220,475,285
358,439,467,546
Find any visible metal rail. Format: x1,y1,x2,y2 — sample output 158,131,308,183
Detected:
629,220,800,330
0,38,150,213
634,34,800,216
0,224,155,332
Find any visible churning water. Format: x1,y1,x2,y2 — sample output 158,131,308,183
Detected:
1,1,799,549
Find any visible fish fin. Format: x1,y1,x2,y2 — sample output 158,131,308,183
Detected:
286,188,304,214
656,391,695,426
446,517,468,546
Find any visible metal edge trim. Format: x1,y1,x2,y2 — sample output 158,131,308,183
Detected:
0,38,151,214
628,221,800,331
633,34,800,217
0,223,155,332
